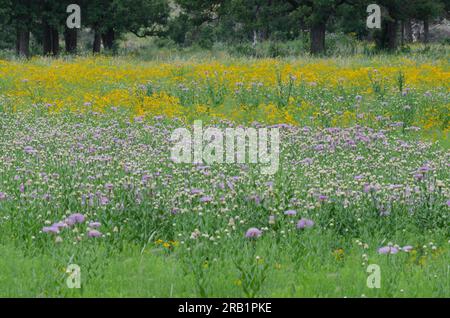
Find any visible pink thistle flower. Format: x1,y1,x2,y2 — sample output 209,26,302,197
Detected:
67,213,85,224
42,226,59,234
378,246,399,254
245,227,262,238
89,222,101,228
87,230,102,238
284,210,297,216
402,246,413,252
296,218,314,229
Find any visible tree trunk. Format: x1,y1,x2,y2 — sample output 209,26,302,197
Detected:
404,19,413,42
43,22,59,56
310,22,326,55
423,19,429,43
252,30,258,47
16,29,30,57
386,20,397,50
64,28,77,54
401,21,404,46
376,19,398,51
52,28,59,55
93,29,101,53
101,28,115,51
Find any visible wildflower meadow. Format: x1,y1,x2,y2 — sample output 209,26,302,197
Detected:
0,53,448,298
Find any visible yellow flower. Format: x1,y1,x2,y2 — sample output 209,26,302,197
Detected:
333,248,345,261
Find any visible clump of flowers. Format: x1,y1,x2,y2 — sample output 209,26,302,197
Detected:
245,227,262,238
41,213,103,240
88,230,102,238
190,229,201,239
42,226,60,234
402,245,413,252
89,221,101,228
284,209,297,216
65,213,85,226
377,246,399,254
155,239,179,250
296,218,314,229
87,221,102,238
378,244,414,255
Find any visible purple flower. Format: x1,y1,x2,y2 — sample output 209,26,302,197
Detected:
100,196,109,205
296,218,314,229
190,188,203,195
446,200,450,207
248,195,261,205
89,222,101,228
300,158,314,165
378,246,390,254
284,209,297,216
142,174,151,183
378,246,399,254
42,226,59,234
0,192,6,201
87,230,102,238
418,165,431,173
65,217,76,226
402,245,413,252
24,146,36,154
363,184,376,193
67,213,85,224
245,227,262,238
199,196,212,203
52,222,68,230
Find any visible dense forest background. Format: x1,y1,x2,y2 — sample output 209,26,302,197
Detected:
0,0,449,58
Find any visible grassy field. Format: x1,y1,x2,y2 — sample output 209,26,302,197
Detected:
0,54,448,297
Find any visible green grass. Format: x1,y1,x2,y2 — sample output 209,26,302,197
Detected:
1,233,448,297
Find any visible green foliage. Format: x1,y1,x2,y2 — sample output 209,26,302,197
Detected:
0,0,448,56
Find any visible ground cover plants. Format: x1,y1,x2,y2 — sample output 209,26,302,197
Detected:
0,54,448,297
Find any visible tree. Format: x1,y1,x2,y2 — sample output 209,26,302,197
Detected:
335,1,368,40
371,0,445,50
171,0,302,47
0,0,39,57
368,0,403,51
63,1,84,54
114,0,170,38
286,0,352,55
83,0,110,53
224,0,296,44
411,0,445,43
84,0,169,53
0,0,15,50
39,0,65,56
171,0,222,46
